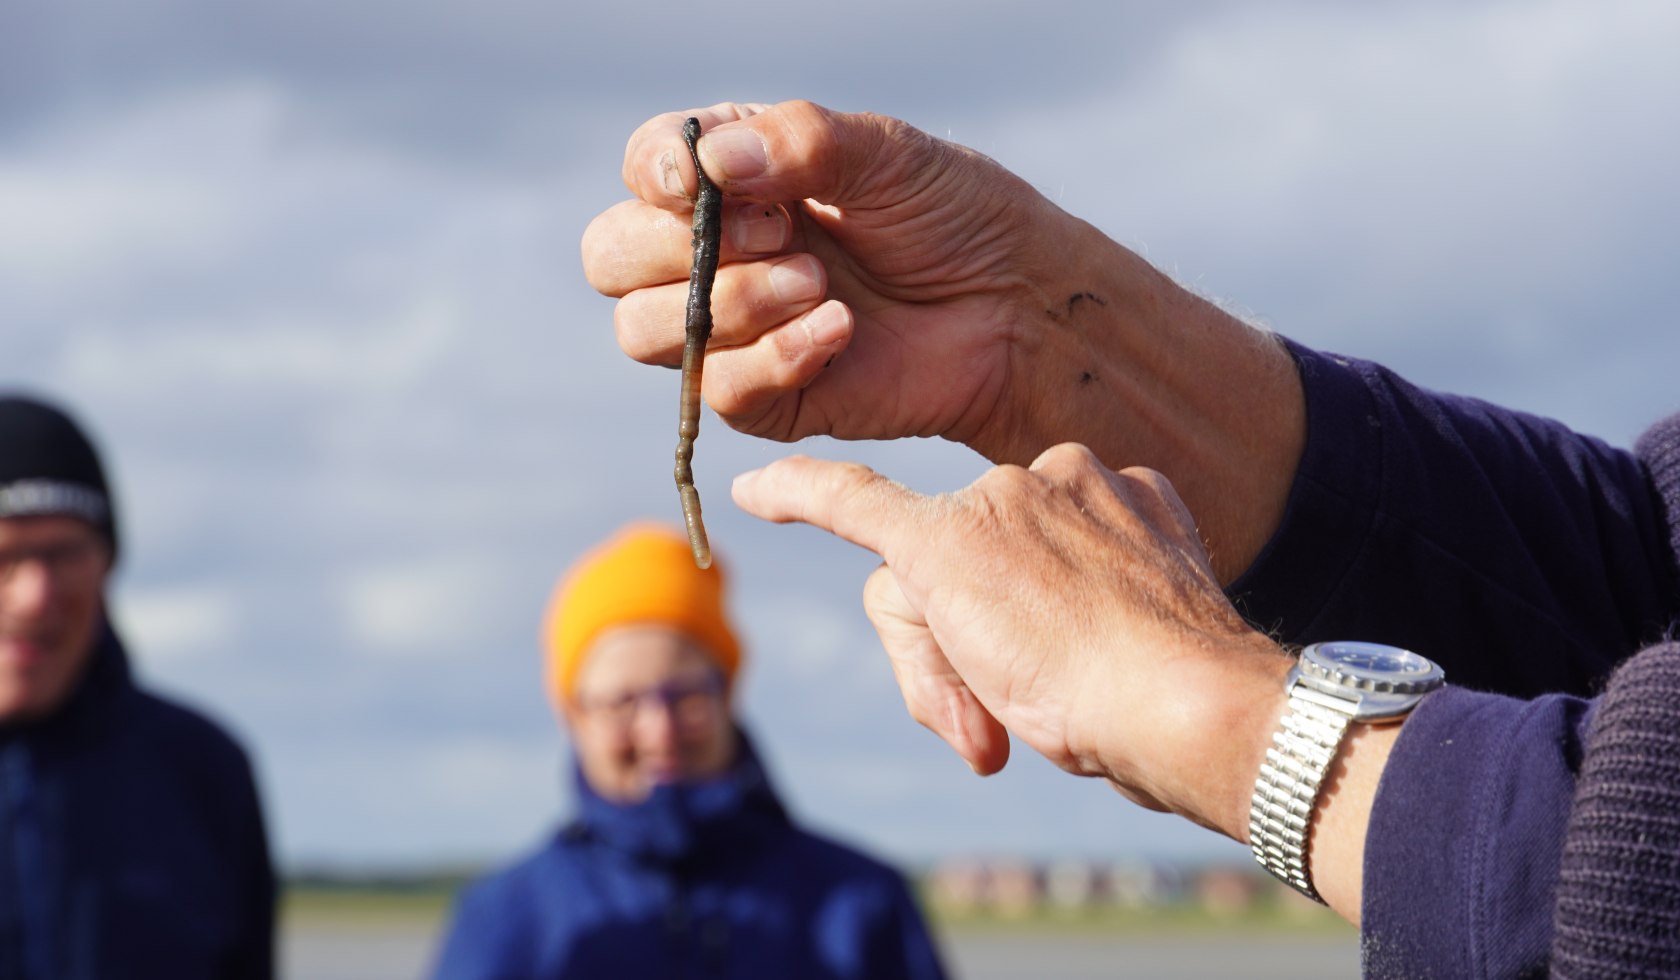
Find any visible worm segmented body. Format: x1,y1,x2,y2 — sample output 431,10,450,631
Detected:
674,117,721,569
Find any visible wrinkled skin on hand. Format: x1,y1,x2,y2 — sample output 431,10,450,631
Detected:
732,444,1293,840
584,100,1096,458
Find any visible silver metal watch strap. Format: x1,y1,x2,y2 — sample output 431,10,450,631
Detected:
1248,692,1353,903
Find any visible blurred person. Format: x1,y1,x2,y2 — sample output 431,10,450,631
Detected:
0,393,274,979
583,100,1680,977
430,522,947,980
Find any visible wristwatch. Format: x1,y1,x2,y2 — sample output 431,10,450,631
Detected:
1248,640,1445,903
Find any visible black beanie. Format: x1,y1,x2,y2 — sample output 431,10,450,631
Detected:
0,394,119,561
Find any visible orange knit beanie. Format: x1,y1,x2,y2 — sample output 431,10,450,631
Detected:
543,522,742,706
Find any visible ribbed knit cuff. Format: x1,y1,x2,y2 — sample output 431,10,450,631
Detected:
1552,641,1680,979
1635,414,1680,585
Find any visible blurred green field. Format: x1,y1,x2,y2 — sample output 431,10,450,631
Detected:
280,879,1358,980
284,886,454,927
932,904,1347,937
281,878,1351,937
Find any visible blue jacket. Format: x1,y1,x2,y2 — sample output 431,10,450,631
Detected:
432,734,948,980
1231,341,1680,977
0,624,274,979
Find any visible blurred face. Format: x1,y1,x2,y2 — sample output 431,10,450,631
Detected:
0,516,110,722
565,624,737,803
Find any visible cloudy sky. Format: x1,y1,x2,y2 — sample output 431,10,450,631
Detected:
4,0,1677,874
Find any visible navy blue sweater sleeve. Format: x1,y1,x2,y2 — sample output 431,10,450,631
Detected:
1228,341,1679,697
1362,688,1592,978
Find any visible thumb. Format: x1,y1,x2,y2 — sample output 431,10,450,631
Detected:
698,100,957,209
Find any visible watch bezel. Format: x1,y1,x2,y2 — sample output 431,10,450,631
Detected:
1293,641,1446,722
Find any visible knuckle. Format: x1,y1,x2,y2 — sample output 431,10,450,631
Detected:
829,463,888,529
1122,464,1169,487
776,99,843,170
1037,441,1099,470
703,366,795,441
579,212,613,289
704,357,754,419
767,321,816,386
861,565,895,606
977,462,1036,497
832,460,879,497
778,99,828,131
1117,465,1174,505
704,319,822,431
611,297,662,364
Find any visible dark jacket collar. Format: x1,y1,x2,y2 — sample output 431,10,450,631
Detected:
569,727,790,868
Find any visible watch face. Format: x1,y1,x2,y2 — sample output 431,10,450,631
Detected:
1315,641,1434,676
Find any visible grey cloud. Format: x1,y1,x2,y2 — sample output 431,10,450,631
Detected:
5,1,1260,165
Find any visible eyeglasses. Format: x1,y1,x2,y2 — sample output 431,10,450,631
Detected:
0,537,105,587
575,673,726,731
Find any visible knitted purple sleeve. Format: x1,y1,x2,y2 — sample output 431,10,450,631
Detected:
1550,641,1680,977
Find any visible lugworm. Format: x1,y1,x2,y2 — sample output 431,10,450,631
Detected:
674,116,721,569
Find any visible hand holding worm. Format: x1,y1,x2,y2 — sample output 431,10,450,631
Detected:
585,100,1305,585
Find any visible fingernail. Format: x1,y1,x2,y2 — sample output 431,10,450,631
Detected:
657,148,685,199
733,468,764,492
801,301,848,347
701,128,769,181
731,203,789,254
768,255,822,304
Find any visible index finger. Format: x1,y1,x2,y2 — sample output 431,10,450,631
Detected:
622,102,770,207
731,455,926,561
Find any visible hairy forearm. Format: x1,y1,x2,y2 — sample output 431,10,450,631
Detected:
1139,644,1391,929
973,203,1307,584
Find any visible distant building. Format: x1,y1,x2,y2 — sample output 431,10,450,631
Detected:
926,857,989,914
1193,866,1267,917
925,856,1043,916
1107,860,1185,909
1044,859,1105,913
923,856,1306,919
986,858,1042,918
